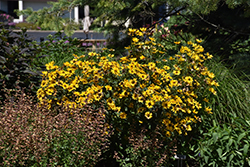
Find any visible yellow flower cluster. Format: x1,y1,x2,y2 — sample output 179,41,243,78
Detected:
37,28,218,137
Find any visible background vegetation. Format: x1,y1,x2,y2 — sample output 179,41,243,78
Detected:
0,0,250,166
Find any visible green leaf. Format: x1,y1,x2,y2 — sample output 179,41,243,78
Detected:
237,132,246,143
243,143,249,156
213,132,219,143
228,138,233,147
205,156,209,163
217,148,222,157
229,154,234,162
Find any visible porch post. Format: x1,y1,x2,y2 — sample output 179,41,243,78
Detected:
74,6,79,23
18,0,23,22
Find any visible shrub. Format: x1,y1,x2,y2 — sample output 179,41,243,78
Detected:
38,27,218,137
15,22,40,30
114,126,176,167
38,32,86,66
36,27,219,166
196,117,250,167
0,87,111,166
0,13,14,23
0,27,43,102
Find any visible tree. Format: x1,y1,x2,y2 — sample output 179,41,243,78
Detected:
16,0,81,36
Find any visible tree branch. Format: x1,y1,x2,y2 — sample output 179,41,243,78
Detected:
196,13,250,36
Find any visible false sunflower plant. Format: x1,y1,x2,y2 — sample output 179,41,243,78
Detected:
37,27,219,138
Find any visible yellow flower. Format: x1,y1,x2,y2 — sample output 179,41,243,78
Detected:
111,67,121,76
41,80,48,87
205,107,213,114
145,111,153,119
88,52,97,56
105,85,112,91
186,124,192,131
140,55,145,60
145,100,155,109
169,56,175,60
140,27,147,32
132,37,139,43
174,41,181,44
165,131,171,137
173,70,181,75
183,76,193,85
138,107,146,113
163,65,170,70
169,80,178,88
120,112,127,119
196,39,202,43
209,87,217,95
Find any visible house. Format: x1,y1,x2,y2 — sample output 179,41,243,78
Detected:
0,0,81,23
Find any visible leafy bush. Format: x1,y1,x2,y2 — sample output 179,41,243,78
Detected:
0,27,43,102
15,22,40,30
37,27,219,165
114,126,175,167
0,87,111,166
0,13,14,23
196,117,250,167
38,32,86,66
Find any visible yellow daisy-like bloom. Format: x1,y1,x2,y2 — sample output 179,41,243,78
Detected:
165,131,171,137
138,107,146,113
173,70,181,75
111,67,121,76
169,56,175,60
183,76,193,85
41,80,48,87
120,112,127,119
174,41,181,44
196,39,202,43
205,107,213,114
132,37,139,43
140,27,147,32
140,55,146,60
163,65,170,70
186,124,192,131
145,100,155,109
105,85,112,91
169,80,178,88
145,111,153,119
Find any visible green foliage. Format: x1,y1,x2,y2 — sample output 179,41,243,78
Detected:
15,22,40,30
167,3,250,78
0,27,43,102
207,60,250,123
38,32,86,66
17,0,81,36
37,28,219,165
196,117,250,167
115,127,175,167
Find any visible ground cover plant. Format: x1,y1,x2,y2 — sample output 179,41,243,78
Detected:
0,86,112,166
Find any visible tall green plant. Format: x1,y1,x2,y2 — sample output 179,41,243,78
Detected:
207,60,250,123
0,26,43,102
